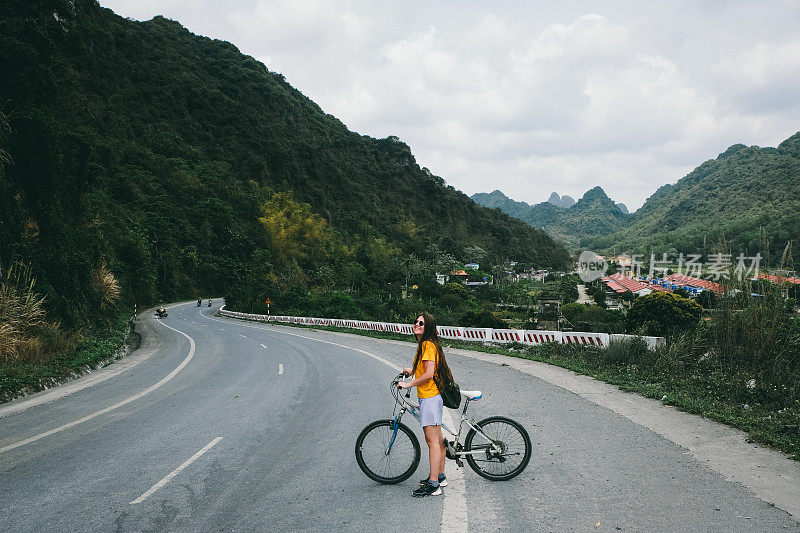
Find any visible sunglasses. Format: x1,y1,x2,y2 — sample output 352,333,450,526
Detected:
414,320,425,326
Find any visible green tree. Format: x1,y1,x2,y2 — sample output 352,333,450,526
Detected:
673,287,691,299
560,275,579,303
592,289,606,308
697,290,717,309
258,192,337,265
468,269,490,283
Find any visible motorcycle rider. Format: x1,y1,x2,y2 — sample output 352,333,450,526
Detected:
197,297,202,306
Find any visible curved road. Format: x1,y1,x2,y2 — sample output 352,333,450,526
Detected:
1,301,798,532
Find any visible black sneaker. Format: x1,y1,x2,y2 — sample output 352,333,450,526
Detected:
419,476,448,487
412,480,442,497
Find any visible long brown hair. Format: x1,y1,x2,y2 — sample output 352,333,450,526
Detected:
411,312,454,387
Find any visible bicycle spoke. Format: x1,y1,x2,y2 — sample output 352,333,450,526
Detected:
356,420,420,483
464,417,531,480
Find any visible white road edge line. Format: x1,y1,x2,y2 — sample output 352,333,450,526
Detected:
201,313,468,532
0,310,197,455
440,409,468,533
278,364,284,375
131,437,222,504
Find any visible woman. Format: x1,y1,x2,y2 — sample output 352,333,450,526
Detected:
398,312,455,497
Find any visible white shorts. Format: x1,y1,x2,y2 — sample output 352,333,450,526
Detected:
418,394,443,427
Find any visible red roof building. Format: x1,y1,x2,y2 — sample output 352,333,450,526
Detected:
601,273,669,295
664,273,723,294
758,273,800,285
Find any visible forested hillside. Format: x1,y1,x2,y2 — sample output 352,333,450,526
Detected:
472,187,630,250
590,134,800,260
0,0,568,326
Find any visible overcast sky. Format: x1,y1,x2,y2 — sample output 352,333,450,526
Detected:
99,1,800,211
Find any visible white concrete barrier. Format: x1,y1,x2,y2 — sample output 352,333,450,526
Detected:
491,329,524,343
463,328,493,341
521,330,561,344
609,334,666,349
437,326,465,340
218,307,662,349
562,331,609,347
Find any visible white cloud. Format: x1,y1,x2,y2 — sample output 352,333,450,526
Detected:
98,1,800,211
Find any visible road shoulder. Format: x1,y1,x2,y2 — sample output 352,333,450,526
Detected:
445,345,800,520
0,314,164,419
258,324,800,520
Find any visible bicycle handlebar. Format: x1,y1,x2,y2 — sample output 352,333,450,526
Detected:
391,371,410,385
390,372,414,404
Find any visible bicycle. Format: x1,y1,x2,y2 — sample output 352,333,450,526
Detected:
355,372,531,484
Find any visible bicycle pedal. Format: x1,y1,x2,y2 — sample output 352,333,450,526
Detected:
455,458,464,468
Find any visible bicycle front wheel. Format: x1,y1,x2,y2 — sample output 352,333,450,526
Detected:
464,416,531,481
355,420,420,484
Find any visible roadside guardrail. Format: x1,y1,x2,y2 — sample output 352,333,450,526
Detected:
217,307,665,349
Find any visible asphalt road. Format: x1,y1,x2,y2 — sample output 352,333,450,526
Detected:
1,301,798,532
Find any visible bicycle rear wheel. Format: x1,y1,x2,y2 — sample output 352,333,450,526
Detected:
355,419,420,484
464,416,531,481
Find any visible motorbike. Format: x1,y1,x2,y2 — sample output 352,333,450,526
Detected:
155,308,168,318
197,298,202,307
207,300,212,307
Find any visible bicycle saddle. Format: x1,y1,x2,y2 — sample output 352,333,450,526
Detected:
460,390,482,401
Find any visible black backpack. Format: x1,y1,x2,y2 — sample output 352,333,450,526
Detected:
435,374,461,409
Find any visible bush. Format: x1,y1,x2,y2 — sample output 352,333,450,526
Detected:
443,282,468,298
627,292,702,336
438,293,464,311
417,278,444,299
561,302,586,324
458,310,507,329
603,336,649,365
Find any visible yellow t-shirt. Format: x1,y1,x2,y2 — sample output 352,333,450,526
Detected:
414,341,440,399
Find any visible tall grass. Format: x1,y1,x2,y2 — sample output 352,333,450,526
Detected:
1,261,131,401
0,263,76,363
91,263,121,309
707,277,799,397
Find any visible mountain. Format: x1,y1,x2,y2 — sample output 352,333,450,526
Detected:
616,203,629,215
547,192,575,208
591,133,800,261
0,0,569,324
472,187,630,250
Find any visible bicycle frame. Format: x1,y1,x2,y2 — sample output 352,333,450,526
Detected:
389,378,500,460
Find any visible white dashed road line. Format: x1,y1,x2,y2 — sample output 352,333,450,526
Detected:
200,312,468,532
260,344,267,349
278,364,284,375
442,407,468,533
